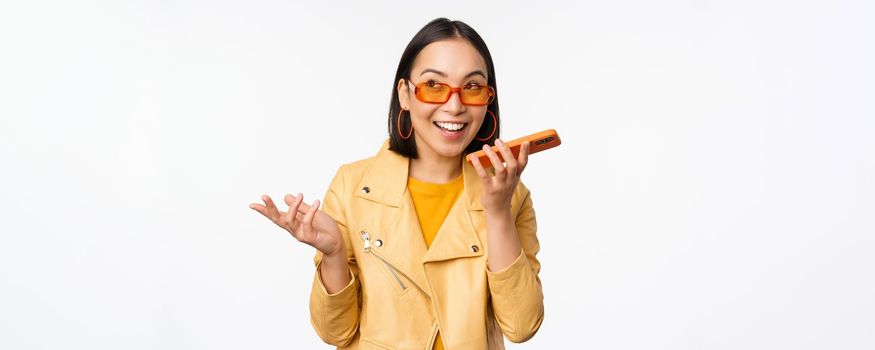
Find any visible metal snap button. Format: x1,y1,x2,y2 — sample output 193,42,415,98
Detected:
362,186,370,194
375,239,383,247
471,245,479,252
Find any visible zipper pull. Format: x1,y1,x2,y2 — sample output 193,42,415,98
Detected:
361,231,371,252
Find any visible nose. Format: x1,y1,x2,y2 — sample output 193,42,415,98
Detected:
441,90,466,115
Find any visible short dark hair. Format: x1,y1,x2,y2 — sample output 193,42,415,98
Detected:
387,18,500,159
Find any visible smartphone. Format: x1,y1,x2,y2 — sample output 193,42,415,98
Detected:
466,129,561,168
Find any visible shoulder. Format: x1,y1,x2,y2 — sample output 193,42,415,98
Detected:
327,150,382,199
333,155,377,186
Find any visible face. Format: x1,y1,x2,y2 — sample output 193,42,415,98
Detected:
397,38,490,160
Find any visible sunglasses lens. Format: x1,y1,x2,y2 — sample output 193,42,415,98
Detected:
417,83,451,103
461,85,494,105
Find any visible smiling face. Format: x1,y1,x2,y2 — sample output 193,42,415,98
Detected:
397,38,490,160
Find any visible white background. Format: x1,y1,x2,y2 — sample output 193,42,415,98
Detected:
1,0,873,349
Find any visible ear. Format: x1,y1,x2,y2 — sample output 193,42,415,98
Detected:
397,78,410,110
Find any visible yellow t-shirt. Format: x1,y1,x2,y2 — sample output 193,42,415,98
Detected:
407,173,464,350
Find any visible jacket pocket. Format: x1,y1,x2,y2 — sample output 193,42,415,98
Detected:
360,337,396,350
359,229,408,293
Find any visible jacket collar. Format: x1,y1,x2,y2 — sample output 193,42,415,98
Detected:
355,138,485,211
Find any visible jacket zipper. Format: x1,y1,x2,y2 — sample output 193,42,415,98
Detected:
360,231,407,290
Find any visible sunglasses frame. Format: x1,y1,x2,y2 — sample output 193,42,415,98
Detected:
406,78,495,106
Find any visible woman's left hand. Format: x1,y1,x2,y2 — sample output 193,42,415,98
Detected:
470,139,531,214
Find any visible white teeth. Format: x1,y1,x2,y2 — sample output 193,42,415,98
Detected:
435,122,466,131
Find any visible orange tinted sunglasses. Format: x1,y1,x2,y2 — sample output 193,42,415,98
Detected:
407,79,495,106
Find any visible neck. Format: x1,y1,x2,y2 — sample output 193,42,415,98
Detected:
409,141,463,184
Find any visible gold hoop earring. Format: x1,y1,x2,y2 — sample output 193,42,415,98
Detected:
475,110,497,141
397,109,413,140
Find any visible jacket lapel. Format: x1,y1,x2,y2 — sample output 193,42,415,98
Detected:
421,153,486,263
353,139,488,295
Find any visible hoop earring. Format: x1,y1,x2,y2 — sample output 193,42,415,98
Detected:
397,109,413,140
475,110,497,141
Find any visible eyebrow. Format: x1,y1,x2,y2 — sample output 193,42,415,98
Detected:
419,68,487,80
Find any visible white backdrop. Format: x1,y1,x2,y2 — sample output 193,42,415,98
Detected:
1,1,873,349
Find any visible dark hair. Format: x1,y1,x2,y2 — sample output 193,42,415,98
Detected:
387,17,500,159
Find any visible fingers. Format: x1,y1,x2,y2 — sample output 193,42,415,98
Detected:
284,193,303,231
469,153,489,180
300,198,321,241
249,195,283,224
263,195,281,220
252,193,323,244
295,199,312,215
482,143,506,178
517,141,530,175
495,139,518,177
249,202,269,219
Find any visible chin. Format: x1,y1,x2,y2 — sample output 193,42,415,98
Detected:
433,139,468,158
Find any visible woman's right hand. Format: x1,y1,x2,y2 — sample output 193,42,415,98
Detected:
250,193,345,258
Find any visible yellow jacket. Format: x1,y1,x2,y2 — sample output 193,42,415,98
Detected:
309,138,544,349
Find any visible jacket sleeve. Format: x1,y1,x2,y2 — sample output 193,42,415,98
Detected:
485,183,545,343
309,165,361,346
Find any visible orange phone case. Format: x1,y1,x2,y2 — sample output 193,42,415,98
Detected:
466,129,561,168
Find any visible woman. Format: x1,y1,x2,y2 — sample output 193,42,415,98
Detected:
250,18,544,349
